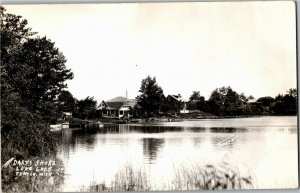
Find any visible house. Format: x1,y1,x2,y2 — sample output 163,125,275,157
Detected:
166,94,189,114
97,96,138,118
62,112,72,121
247,98,262,107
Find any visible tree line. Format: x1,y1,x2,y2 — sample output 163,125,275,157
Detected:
51,75,298,119
135,76,297,117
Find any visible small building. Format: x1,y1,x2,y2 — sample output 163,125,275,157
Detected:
247,98,262,107
247,98,258,104
166,94,189,114
97,96,138,118
62,112,72,121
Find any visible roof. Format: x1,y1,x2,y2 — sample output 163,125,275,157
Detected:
168,95,188,102
107,96,128,102
97,97,138,110
247,98,257,103
105,102,125,109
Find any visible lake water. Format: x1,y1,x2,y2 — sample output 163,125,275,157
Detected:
57,116,298,191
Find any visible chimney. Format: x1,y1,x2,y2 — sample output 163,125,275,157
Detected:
126,90,128,99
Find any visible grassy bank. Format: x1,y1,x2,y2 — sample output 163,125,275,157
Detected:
82,162,255,191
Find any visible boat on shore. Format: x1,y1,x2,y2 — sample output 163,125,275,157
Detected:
50,124,63,131
50,119,104,132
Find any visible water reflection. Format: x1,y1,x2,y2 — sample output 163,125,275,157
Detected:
60,129,97,159
142,138,165,164
167,138,183,146
98,124,125,133
192,137,203,146
76,134,97,149
97,124,184,134
210,127,248,133
56,116,298,190
131,125,183,133
187,127,206,132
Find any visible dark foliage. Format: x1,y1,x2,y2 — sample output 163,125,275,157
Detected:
1,5,72,161
58,90,77,113
74,97,97,119
271,89,297,115
136,76,165,116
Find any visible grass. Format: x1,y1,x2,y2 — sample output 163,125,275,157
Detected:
171,162,254,190
83,161,255,192
2,159,254,192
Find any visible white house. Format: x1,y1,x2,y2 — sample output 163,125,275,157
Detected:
97,96,137,118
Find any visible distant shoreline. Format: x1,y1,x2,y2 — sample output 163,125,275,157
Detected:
89,114,297,125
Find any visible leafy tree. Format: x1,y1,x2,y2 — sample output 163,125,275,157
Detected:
187,91,206,111
58,90,77,113
1,6,36,64
207,88,226,116
75,97,97,119
287,88,297,98
189,91,202,101
1,5,73,124
136,76,165,115
4,36,73,122
271,88,297,115
274,94,284,101
1,6,72,160
207,86,245,116
248,95,254,100
223,87,244,115
239,93,248,103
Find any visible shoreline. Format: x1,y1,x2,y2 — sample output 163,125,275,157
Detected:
89,114,297,125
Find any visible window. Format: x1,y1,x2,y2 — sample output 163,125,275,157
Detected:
120,110,123,115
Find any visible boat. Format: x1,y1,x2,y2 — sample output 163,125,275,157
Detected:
50,124,62,131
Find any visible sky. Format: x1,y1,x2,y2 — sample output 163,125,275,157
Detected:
5,1,297,102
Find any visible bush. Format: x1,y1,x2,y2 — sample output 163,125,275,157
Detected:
1,91,59,163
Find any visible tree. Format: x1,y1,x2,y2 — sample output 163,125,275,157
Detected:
187,91,206,111
207,88,226,116
136,76,165,115
1,6,73,123
287,88,297,98
207,86,245,116
58,90,77,113
248,95,254,100
223,87,244,115
1,6,36,65
5,36,73,122
1,6,34,110
1,6,72,160
239,93,248,103
271,88,297,115
189,91,202,101
75,97,97,119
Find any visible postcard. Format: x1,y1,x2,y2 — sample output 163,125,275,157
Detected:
1,1,298,192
